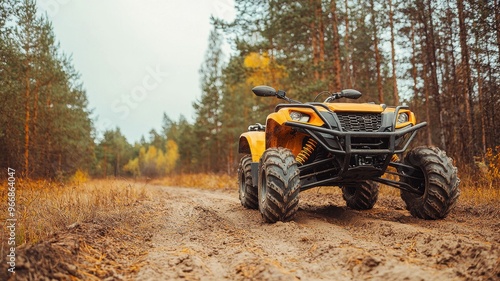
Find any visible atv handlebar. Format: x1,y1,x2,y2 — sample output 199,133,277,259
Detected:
324,89,362,102
253,85,361,104
252,85,302,104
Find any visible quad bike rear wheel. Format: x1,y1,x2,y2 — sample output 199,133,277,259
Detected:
341,181,379,210
400,146,460,220
258,147,300,223
238,155,258,209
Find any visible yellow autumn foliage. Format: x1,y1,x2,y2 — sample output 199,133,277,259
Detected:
165,140,179,174
485,146,500,184
243,52,287,88
123,158,140,177
123,140,180,177
70,169,89,185
244,52,271,68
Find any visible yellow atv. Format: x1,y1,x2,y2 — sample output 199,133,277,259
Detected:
238,85,460,223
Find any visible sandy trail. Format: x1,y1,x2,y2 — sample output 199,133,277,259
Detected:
136,186,499,281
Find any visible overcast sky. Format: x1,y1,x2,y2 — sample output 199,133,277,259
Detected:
36,0,235,143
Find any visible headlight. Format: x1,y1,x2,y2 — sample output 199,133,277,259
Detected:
290,111,310,122
397,113,409,124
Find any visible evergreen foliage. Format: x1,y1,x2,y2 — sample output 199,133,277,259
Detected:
0,0,93,178
189,0,500,173
3,0,499,178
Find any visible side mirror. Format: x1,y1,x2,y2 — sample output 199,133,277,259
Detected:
252,85,277,97
341,89,362,99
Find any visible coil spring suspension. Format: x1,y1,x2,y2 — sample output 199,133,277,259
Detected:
391,154,400,162
296,138,317,165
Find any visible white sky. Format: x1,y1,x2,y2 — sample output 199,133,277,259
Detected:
37,0,235,143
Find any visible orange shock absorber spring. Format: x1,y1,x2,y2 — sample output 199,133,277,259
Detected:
296,138,317,165
391,154,400,162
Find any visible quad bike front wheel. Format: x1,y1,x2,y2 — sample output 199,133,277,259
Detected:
400,146,460,220
258,147,300,223
341,181,379,210
238,155,258,209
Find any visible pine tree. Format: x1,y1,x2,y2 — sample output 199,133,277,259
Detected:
94,128,131,177
0,0,94,178
194,27,225,172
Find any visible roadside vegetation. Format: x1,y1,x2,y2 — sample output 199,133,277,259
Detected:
0,179,153,280
0,178,149,245
1,146,498,247
2,166,498,249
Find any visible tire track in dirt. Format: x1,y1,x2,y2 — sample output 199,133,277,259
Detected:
136,186,499,281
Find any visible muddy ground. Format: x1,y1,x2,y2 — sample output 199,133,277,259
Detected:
3,185,500,280
137,186,499,281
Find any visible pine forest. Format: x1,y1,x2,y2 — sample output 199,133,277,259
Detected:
1,0,499,182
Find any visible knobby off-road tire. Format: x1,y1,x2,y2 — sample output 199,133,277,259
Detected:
258,147,300,223
401,146,460,220
238,155,258,209
341,181,379,210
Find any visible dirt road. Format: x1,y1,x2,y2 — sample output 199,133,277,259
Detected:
136,186,499,281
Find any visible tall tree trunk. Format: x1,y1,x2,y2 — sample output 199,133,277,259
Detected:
495,0,500,64
411,19,418,109
486,48,499,149
426,0,446,150
457,0,475,159
425,0,440,114
58,153,62,176
227,140,233,174
388,0,399,105
31,82,40,174
417,0,443,147
474,20,486,157
114,153,119,177
24,62,31,177
370,0,383,103
344,0,352,88
476,68,486,156
488,4,500,149
316,0,326,81
215,105,221,172
103,146,107,177
330,0,342,91
422,52,433,146
310,0,320,81
45,94,52,177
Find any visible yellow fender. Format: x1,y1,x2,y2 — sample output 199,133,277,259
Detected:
263,107,326,156
239,131,266,162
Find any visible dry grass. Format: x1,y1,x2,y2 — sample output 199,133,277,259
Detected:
0,178,155,280
5,170,493,246
153,172,499,206
0,178,149,246
151,173,237,189
458,174,500,205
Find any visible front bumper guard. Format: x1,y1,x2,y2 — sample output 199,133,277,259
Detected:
285,121,427,191
284,121,427,155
